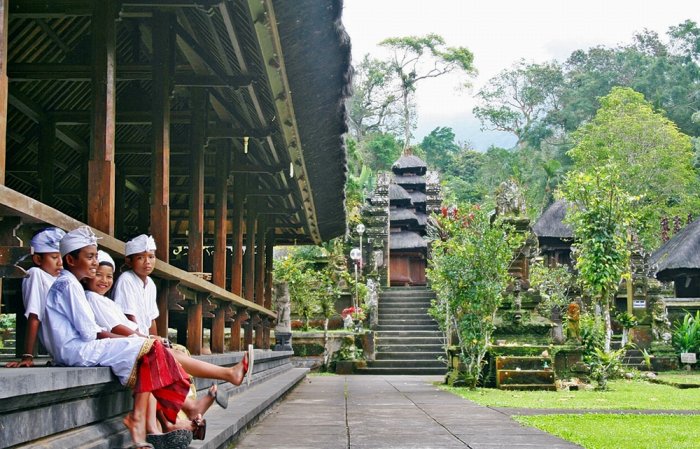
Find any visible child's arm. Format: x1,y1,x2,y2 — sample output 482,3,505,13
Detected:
149,320,158,337
5,314,39,368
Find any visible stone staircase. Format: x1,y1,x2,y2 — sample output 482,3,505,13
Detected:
357,286,447,375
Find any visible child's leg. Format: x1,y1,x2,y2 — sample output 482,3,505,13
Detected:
146,394,160,434
180,384,216,419
124,392,149,445
169,350,247,386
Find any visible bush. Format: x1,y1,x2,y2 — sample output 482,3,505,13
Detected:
672,311,700,354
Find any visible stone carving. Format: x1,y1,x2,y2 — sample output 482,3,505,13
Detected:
274,281,291,333
366,278,379,329
649,280,672,342
495,179,526,216
566,301,581,341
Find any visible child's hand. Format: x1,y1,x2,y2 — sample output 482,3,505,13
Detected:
5,356,35,368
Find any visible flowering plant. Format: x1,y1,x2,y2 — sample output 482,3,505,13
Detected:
341,306,366,321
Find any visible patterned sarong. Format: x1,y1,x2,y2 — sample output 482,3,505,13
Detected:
134,340,190,423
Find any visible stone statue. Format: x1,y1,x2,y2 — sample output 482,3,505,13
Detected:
274,281,291,333
366,278,379,329
649,280,672,343
566,301,581,342
495,179,526,217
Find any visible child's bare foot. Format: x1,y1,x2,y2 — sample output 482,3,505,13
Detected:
123,412,147,446
226,352,247,385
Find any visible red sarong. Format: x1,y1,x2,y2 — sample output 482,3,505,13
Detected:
134,340,190,423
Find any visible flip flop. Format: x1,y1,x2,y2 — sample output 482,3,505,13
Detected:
245,344,254,386
209,382,228,409
192,417,207,440
146,429,192,449
128,443,154,449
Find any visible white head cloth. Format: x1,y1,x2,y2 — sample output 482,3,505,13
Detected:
60,226,99,257
125,234,157,256
30,227,66,254
97,250,116,269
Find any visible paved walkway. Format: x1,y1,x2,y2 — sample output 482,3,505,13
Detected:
233,375,582,449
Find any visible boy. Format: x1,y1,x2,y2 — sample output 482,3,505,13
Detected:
43,226,190,448
114,234,158,336
6,227,65,368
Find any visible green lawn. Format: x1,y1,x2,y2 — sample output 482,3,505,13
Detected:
653,370,700,386
441,380,700,410
515,414,700,449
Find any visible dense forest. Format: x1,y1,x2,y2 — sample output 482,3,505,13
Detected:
346,20,700,250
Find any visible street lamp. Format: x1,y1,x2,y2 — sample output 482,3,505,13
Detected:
356,223,365,269
350,247,361,310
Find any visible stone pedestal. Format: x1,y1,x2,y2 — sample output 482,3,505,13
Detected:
274,331,292,351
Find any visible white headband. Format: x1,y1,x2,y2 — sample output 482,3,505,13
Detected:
30,227,66,254
97,250,115,269
125,234,157,256
60,226,99,257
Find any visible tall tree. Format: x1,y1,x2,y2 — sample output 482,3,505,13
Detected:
379,34,476,150
419,126,460,172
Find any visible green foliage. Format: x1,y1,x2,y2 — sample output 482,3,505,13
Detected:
0,313,15,330
419,126,460,172
588,347,626,390
529,261,575,315
332,336,363,361
672,311,700,354
579,313,605,361
567,87,699,249
615,311,638,329
427,205,523,388
364,132,403,171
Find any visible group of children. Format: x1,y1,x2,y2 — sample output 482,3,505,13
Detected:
4,226,255,449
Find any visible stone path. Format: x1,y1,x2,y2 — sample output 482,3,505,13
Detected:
233,375,582,449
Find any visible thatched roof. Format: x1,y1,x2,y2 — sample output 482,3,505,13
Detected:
393,174,426,188
409,191,426,204
651,219,700,280
390,231,427,250
275,0,351,241
533,200,573,239
392,154,427,175
390,209,419,226
389,184,412,206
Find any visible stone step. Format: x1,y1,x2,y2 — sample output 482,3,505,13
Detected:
376,344,444,353
376,351,444,361
379,299,432,306
355,366,447,375
377,336,444,345
379,305,431,313
375,330,442,338
378,318,437,326
380,290,435,298
367,359,444,368
377,324,440,331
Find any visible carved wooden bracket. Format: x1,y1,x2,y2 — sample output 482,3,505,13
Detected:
0,217,29,279
164,280,187,311
201,294,216,319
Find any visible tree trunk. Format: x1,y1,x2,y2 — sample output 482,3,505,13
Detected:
402,86,410,150
603,293,612,352
323,318,329,367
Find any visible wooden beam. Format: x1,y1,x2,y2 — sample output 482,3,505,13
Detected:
212,141,230,288
9,0,92,18
230,175,245,296
244,204,256,302
50,109,191,125
187,87,207,273
150,10,174,262
207,125,272,140
0,0,9,184
121,162,282,177
254,215,266,307
264,229,274,310
38,120,55,204
87,0,117,235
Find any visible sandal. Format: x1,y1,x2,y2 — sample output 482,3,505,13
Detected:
209,382,228,409
146,429,193,449
192,417,207,440
243,344,254,386
128,444,154,449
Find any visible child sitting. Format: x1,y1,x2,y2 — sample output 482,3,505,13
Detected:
43,226,190,449
5,227,65,368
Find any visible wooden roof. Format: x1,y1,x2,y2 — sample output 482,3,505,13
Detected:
4,0,351,245
532,199,573,240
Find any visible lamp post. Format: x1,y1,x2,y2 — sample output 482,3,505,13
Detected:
350,247,361,310
356,223,365,270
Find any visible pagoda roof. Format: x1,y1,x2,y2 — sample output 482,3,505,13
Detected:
533,200,573,239
392,154,428,175
390,231,428,250
651,219,700,281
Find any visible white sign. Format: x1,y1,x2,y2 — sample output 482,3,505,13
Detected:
680,353,697,364
633,300,646,309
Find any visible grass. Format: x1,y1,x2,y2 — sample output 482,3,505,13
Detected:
441,379,700,410
653,370,700,385
515,414,700,449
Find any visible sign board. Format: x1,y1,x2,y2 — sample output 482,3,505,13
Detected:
680,352,697,364
633,300,646,309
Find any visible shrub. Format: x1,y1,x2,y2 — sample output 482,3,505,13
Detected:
672,311,700,354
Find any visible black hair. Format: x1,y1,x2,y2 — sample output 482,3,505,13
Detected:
62,248,82,266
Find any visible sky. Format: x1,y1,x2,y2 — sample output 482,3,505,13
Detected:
342,0,697,150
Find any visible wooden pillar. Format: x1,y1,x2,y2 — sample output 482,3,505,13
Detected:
262,318,271,349
229,308,247,351
244,312,256,348
187,87,207,273
211,303,227,353
115,170,126,239
150,10,174,262
151,11,174,335
0,0,8,185
230,175,245,296
38,121,55,204
254,316,264,349
254,216,266,306
264,229,275,310
244,206,256,301
213,141,230,288
87,0,117,235
186,293,204,355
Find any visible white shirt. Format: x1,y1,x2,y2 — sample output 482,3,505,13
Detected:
86,291,139,334
22,267,58,346
113,270,159,335
43,270,149,386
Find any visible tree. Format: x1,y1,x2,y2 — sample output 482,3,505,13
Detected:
379,34,476,150
568,87,700,249
419,126,460,172
560,164,636,353
473,59,564,148
427,205,523,388
363,132,403,172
